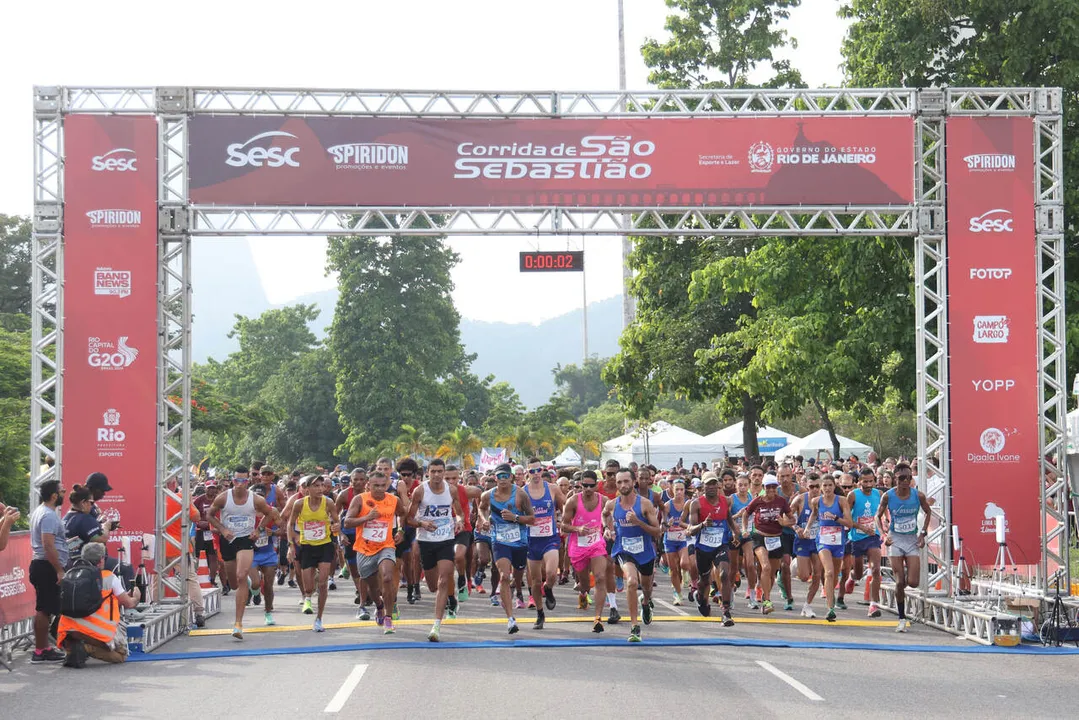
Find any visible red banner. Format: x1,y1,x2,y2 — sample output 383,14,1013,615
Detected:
188,116,914,207
0,533,34,627
62,115,158,554
946,117,1039,565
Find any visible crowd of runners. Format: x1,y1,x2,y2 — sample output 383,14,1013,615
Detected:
195,455,931,643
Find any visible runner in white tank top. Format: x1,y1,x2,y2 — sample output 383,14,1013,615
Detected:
405,460,463,642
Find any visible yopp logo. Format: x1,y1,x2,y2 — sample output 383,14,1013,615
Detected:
964,154,1015,172
86,209,142,228
94,268,131,298
87,336,139,369
969,209,1013,233
225,131,301,168
973,315,1009,344
969,268,1012,280
970,379,1015,392
91,148,137,172
97,408,126,457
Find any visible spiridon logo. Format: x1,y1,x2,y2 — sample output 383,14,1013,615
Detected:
973,315,1009,344
87,336,139,369
91,148,138,172
327,143,409,170
225,131,301,168
97,408,126,457
94,268,131,298
968,427,1021,464
964,154,1015,172
86,209,142,228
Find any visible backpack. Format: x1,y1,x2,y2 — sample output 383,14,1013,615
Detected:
61,560,106,618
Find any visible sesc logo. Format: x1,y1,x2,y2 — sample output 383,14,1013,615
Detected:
968,209,1013,233
96,408,126,458
87,336,139,370
91,148,138,172
969,268,1012,280
225,131,301,168
973,315,1009,344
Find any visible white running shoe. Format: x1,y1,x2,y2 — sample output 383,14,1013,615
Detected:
895,618,909,633
800,604,816,619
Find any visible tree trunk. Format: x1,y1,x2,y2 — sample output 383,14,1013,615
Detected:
811,396,841,461
741,392,760,461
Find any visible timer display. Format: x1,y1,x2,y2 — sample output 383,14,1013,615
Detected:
519,251,584,272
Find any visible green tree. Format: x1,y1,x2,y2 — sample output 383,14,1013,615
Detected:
455,371,494,430
0,326,30,512
436,425,484,468
328,229,468,455
0,214,31,319
840,0,1079,401
481,381,527,439
560,420,602,461
394,424,435,459
552,358,612,418
579,401,628,446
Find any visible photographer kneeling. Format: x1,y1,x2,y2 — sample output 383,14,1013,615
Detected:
57,543,140,668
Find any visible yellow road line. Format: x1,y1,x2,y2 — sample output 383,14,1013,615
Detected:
190,615,893,637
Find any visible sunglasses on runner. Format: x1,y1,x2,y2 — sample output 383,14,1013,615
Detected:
896,474,912,481
399,471,413,478
604,472,616,477
528,468,542,474
495,472,512,480
580,482,597,488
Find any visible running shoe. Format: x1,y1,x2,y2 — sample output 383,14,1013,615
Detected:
287,579,297,589
473,570,485,587
222,585,231,597
276,571,285,586
800,604,816,619
508,618,519,635
491,595,501,607
844,576,856,595
826,608,837,623
616,577,625,593
608,607,621,625
354,592,363,605
747,598,760,610
722,610,734,627
457,585,469,603
896,618,910,633
628,624,642,643
357,607,371,621
578,594,588,610
558,573,570,585
392,604,400,621
755,587,763,603
195,614,206,628
697,591,711,617
761,600,774,615
427,624,440,642
338,567,349,579
527,595,536,609
642,600,653,626
544,585,556,611
475,584,487,595
783,600,794,612
383,618,395,634
447,604,457,620
252,590,261,606
733,574,741,591
232,625,243,640
329,580,337,591
375,607,385,626
31,647,66,664
533,612,545,630
659,561,669,575
313,618,324,632
515,596,526,610
868,603,882,618
407,586,416,605
835,600,848,611
302,598,314,615
672,591,682,606
414,586,422,602
265,612,275,626
593,620,605,633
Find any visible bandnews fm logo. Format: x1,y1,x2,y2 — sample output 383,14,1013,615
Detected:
94,268,131,298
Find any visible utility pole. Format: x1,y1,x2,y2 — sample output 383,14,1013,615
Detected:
618,0,634,331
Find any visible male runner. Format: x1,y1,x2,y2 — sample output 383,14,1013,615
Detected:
683,472,739,626
337,468,372,618
393,458,422,606
560,470,608,632
250,480,280,625
847,466,884,617
406,458,464,642
287,476,341,632
208,466,281,639
446,464,482,603
478,463,535,634
876,463,931,632
524,461,566,629
281,477,313,605
345,470,407,634
604,469,662,642
775,464,798,610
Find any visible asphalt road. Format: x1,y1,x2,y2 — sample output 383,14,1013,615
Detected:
3,571,1076,718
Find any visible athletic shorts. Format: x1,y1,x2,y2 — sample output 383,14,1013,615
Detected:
850,535,882,557
527,537,560,562
686,538,696,555
299,542,335,569
781,532,795,556
419,540,456,570
29,559,61,615
888,533,920,558
454,530,473,550
219,536,255,562
493,543,528,570
694,544,730,575
253,538,278,568
395,526,416,559
750,533,785,560
474,531,491,548
357,548,397,579
794,538,818,558
343,533,358,564
663,535,688,554
195,532,217,558
816,542,846,558
615,552,656,578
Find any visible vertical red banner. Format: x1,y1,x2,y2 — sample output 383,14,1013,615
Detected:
947,117,1039,565
62,115,158,554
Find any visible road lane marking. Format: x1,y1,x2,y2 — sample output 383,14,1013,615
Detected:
324,663,368,713
755,660,823,701
653,598,689,616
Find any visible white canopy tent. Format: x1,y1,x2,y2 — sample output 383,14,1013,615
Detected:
601,421,727,469
550,447,583,467
703,421,800,455
772,429,874,464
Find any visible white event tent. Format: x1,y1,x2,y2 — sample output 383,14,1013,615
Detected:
703,421,800,455
601,421,726,469
550,447,583,467
772,429,874,464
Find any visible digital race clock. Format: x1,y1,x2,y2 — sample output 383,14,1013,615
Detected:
519,251,584,272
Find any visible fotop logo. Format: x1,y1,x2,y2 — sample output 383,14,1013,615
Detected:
969,268,1013,280
971,379,1015,392
973,315,1009,344
327,142,409,170
968,209,1013,233
91,148,137,172
964,154,1015,172
225,131,301,168
87,336,139,369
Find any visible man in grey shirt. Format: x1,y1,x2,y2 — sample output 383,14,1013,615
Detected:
29,478,68,663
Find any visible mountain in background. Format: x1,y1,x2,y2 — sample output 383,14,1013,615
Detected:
191,240,621,406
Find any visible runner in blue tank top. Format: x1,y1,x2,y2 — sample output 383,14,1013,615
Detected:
479,463,535,635
729,476,758,610
788,474,822,618
603,469,662,643
806,473,854,622
525,462,566,629
846,467,884,618
876,464,931,632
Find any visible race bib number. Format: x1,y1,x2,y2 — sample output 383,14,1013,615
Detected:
701,525,725,547
429,516,454,541
764,535,782,552
362,521,388,543
494,524,521,544
578,531,601,548
621,535,645,555
818,526,842,545
226,515,255,535
532,516,554,538
303,521,327,542
894,517,917,534
254,534,270,548
665,529,686,543
202,531,214,541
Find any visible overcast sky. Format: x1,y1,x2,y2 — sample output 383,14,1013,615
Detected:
1,0,847,324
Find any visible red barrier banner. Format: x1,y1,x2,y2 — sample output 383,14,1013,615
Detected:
946,117,1039,565
188,116,915,207
62,115,158,554
0,532,34,627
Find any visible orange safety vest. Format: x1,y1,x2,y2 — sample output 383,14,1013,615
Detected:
57,569,120,647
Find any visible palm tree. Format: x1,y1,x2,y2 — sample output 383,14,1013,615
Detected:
560,420,601,461
495,425,537,460
394,424,433,459
436,425,484,469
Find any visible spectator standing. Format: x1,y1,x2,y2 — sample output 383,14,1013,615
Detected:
63,485,112,563
29,478,68,663
0,501,20,551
